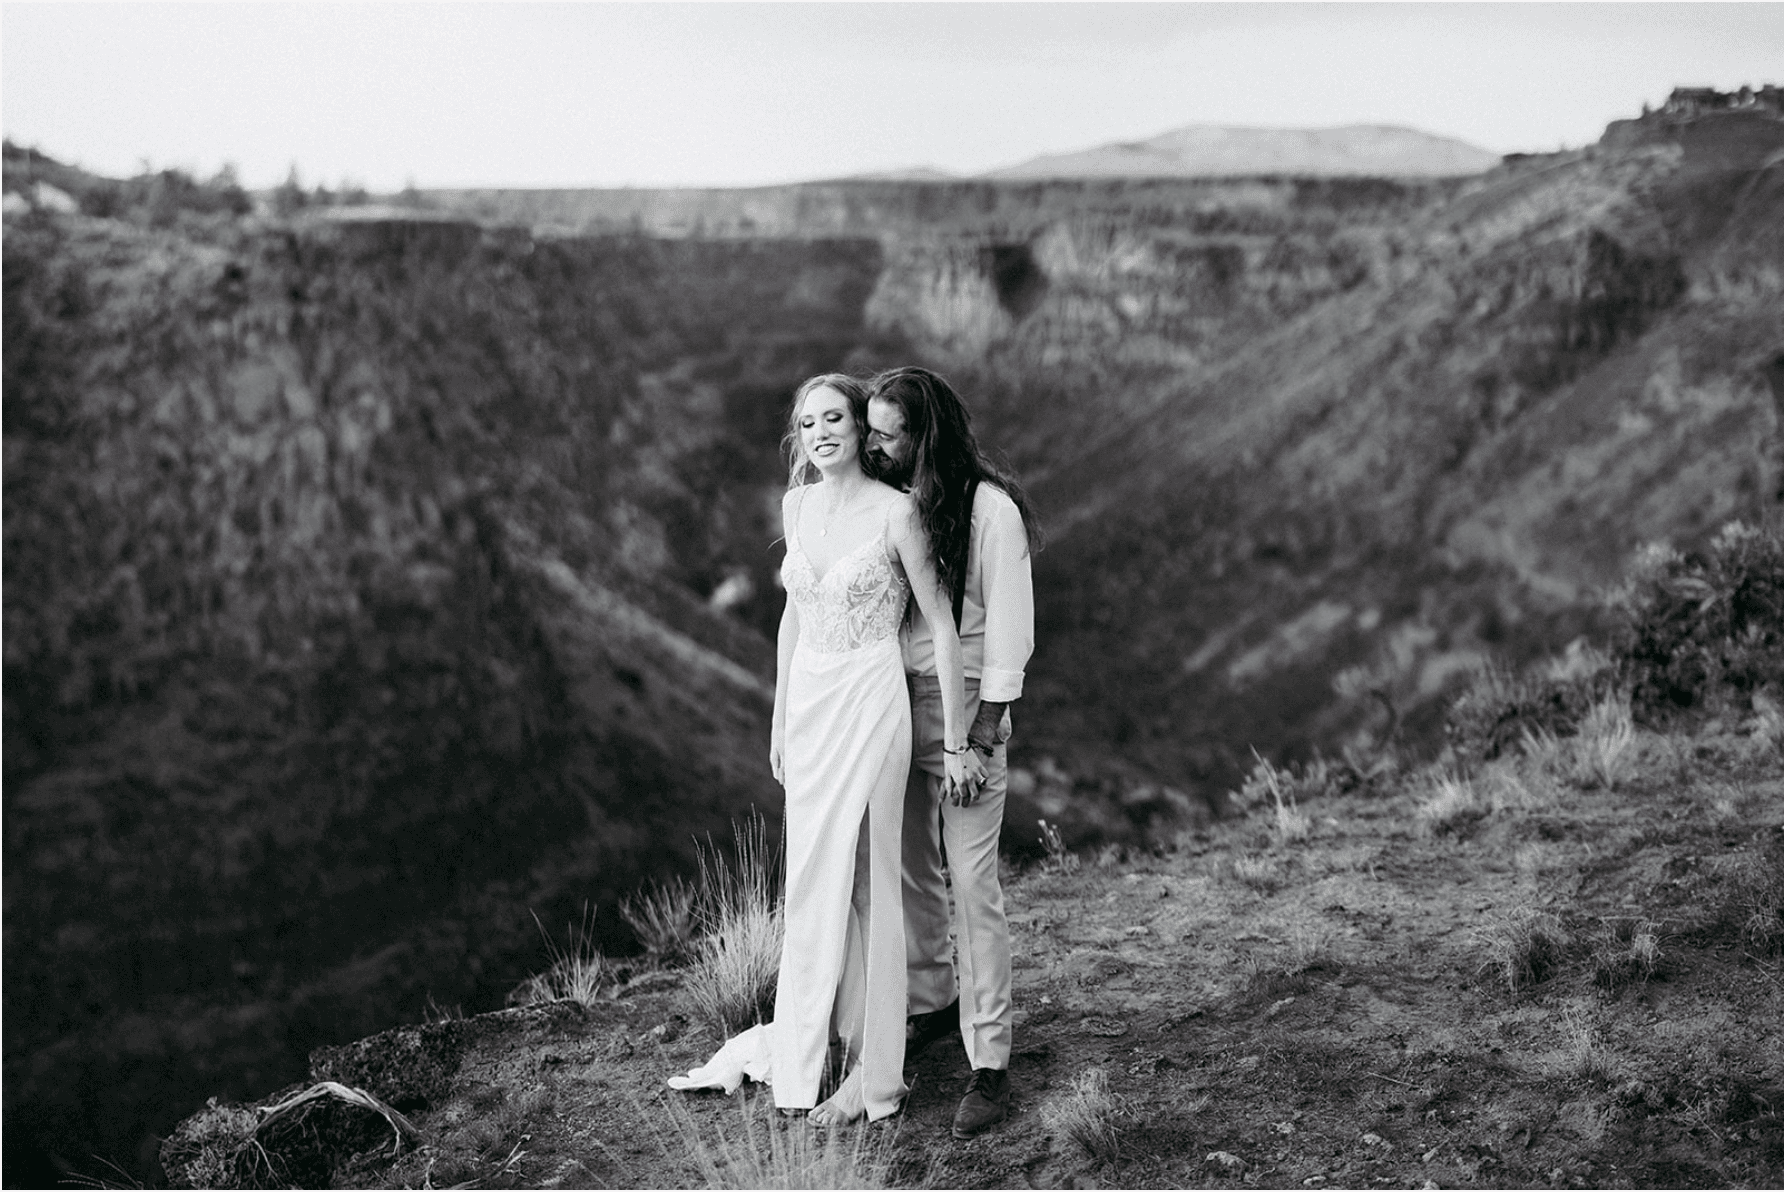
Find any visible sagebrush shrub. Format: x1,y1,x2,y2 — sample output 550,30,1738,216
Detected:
1610,521,1784,719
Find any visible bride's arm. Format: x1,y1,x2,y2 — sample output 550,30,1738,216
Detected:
888,494,967,795
771,492,800,784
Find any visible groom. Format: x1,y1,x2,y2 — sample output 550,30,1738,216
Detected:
863,366,1037,1139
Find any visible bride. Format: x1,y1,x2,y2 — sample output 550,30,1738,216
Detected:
671,373,966,1125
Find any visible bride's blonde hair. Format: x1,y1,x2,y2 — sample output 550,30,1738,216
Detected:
783,373,871,488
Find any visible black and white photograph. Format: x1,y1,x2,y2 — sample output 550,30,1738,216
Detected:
4,2,1783,1187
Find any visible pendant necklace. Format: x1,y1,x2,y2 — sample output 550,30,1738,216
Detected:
820,481,864,537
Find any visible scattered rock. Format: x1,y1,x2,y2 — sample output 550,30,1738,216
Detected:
1361,1131,1392,1148
1067,951,1132,982
1127,1051,1172,1075
1276,1120,1297,1134
310,1021,473,1110
1206,1150,1246,1171
644,1015,688,1044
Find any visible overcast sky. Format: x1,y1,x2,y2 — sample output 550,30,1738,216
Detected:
4,3,1781,190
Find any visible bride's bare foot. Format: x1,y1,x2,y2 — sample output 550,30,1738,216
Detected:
808,1066,865,1128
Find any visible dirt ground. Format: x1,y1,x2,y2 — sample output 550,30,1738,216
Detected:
162,719,1782,1189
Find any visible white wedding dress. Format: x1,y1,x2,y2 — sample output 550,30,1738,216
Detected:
670,492,911,1120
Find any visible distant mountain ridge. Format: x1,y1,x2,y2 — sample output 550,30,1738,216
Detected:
989,122,1502,179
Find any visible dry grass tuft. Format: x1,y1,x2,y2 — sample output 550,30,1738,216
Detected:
1251,750,1311,845
1591,918,1663,991
1037,819,1081,875
1043,1067,1123,1164
622,876,700,960
1549,1005,1627,1087
1728,849,1784,955
1416,773,1486,835
1284,924,1335,974
509,907,607,1008
1475,905,1570,992
1230,854,1281,892
1477,757,1543,812
1570,694,1637,790
657,1088,896,1189
1518,724,1568,784
681,813,785,1036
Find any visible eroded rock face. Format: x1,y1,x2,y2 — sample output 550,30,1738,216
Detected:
159,1004,597,1188
11,103,1784,1182
3,208,882,1180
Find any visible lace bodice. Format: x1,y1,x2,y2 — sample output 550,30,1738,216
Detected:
782,498,910,655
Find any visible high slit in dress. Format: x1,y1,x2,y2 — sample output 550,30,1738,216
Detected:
669,491,911,1121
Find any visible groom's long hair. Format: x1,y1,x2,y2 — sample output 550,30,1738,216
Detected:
867,367,1041,627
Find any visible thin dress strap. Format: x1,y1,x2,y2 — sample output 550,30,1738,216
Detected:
789,484,810,555
881,490,906,567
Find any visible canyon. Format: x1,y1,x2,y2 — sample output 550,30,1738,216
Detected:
4,94,1782,1180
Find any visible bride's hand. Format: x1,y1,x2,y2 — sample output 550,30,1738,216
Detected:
770,740,785,785
943,750,967,805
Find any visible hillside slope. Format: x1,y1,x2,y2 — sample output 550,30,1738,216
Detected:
1,198,888,1177
914,108,1784,826
159,702,1784,1189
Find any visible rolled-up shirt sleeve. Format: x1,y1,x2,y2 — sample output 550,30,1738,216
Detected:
977,493,1034,702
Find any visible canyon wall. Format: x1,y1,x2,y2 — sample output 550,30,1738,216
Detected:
5,102,1782,1180
2,206,894,1177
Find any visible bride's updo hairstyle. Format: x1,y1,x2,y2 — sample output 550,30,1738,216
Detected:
784,373,872,487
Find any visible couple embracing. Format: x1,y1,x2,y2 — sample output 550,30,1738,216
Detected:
670,367,1038,1137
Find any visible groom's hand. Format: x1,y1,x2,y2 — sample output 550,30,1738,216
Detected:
951,749,990,806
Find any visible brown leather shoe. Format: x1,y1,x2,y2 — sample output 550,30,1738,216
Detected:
951,1067,1010,1138
905,998,960,1058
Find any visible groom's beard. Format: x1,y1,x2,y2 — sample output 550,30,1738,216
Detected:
866,449,914,490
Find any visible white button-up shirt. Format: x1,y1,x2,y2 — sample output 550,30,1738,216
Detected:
901,483,1034,702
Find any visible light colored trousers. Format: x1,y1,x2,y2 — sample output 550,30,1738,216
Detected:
903,674,1013,1072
